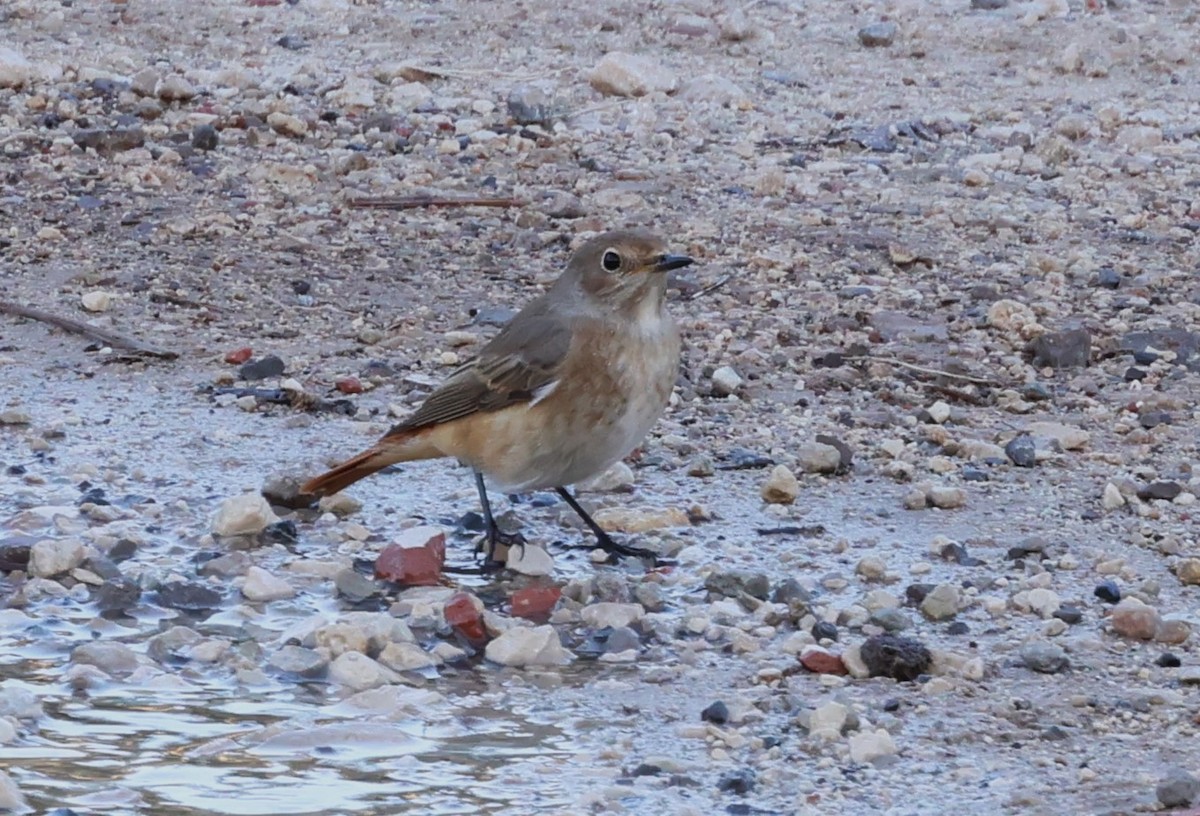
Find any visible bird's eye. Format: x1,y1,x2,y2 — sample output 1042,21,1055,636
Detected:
601,250,621,272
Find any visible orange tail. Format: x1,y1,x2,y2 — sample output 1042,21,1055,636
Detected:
301,430,442,497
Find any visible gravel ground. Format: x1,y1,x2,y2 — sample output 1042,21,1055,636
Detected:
2,0,1200,813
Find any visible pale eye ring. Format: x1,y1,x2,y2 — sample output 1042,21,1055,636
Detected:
601,249,621,272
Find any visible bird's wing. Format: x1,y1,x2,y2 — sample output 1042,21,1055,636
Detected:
385,306,572,436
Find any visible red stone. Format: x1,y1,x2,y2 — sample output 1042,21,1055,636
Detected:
511,586,561,621
799,647,848,676
374,529,445,587
444,592,488,646
335,377,364,395
224,347,253,364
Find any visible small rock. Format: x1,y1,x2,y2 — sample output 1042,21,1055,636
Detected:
239,354,286,381
921,580,960,619
511,586,561,620
334,568,379,602
577,461,635,493
0,47,33,89
267,111,308,138
1026,588,1061,618
1004,435,1037,468
796,442,842,475
485,625,570,667
212,493,280,537
858,22,898,47
812,620,839,641
378,642,438,672
761,464,799,504
29,538,85,578
687,455,714,477
848,729,898,763
506,545,555,577
1102,482,1126,510
241,566,295,602
192,124,219,151
701,700,729,724
808,701,849,739
717,769,756,794
859,634,932,680
591,506,687,533
870,608,912,632
1026,422,1089,451
1175,559,1200,586
444,591,488,646
1110,597,1160,640
72,641,139,678
710,366,743,396
800,646,847,675
156,580,222,611
335,377,363,395
926,401,952,424
927,486,967,509
580,602,644,630
328,652,399,691
706,570,771,601
1157,652,1182,668
1021,641,1069,674
1157,769,1200,809
269,645,328,678
375,526,446,586
0,769,27,813
588,52,678,97
81,291,113,312
1028,328,1091,369
507,85,556,126
1139,481,1183,502
1094,580,1121,604
971,0,1009,8
224,347,253,365
156,74,196,101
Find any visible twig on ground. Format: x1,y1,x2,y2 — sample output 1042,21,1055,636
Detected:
0,300,178,359
845,354,999,385
687,274,732,301
347,195,524,210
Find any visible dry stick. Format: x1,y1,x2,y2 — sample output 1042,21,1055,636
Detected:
0,300,178,359
687,274,732,301
845,354,999,386
347,195,524,210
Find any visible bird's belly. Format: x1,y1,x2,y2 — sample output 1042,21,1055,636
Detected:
434,326,678,492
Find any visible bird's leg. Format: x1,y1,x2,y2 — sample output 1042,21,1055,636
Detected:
554,487,666,566
473,471,525,567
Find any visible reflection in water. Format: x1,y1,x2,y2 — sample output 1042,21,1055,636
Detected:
0,667,574,815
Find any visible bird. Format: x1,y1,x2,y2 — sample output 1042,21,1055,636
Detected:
300,228,693,569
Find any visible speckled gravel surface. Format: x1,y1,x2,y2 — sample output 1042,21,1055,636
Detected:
2,0,1200,814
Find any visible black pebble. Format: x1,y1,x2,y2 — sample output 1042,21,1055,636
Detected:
811,621,838,641
191,124,219,151
1004,435,1037,468
859,633,933,681
1157,653,1182,668
157,580,223,611
717,769,756,795
701,700,730,725
239,354,286,381
1096,267,1121,289
946,621,970,636
1094,580,1121,604
1054,605,1083,625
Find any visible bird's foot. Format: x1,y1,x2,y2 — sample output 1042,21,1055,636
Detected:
562,532,673,568
473,528,527,565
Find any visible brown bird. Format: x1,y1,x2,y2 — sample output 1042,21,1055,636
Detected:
301,229,693,568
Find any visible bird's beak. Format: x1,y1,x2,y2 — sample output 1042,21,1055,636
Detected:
653,253,694,273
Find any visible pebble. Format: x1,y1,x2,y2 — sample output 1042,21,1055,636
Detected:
328,652,400,691
212,493,280,537
81,291,113,312
1004,435,1036,468
506,545,555,577
1175,559,1200,586
1021,641,1070,674
799,646,847,675
375,526,446,586
761,464,799,504
485,625,571,667
1094,580,1121,604
1028,328,1091,369
920,584,960,620
192,124,219,151
1102,482,1126,510
1026,422,1089,451
241,566,296,602
378,642,438,672
156,580,223,611
1157,769,1200,809
156,74,196,101
239,354,286,381
1026,588,1061,618
268,645,328,678
72,641,139,678
687,455,715,477
588,52,679,97
796,442,842,475
859,634,932,680
511,586,561,620
577,462,635,493
710,365,743,396
808,701,849,739
267,112,308,138
1109,597,1159,640
927,486,967,509
700,701,729,724
29,538,85,578
580,602,644,629
0,47,32,89
858,22,897,47
848,729,898,763
0,770,26,813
